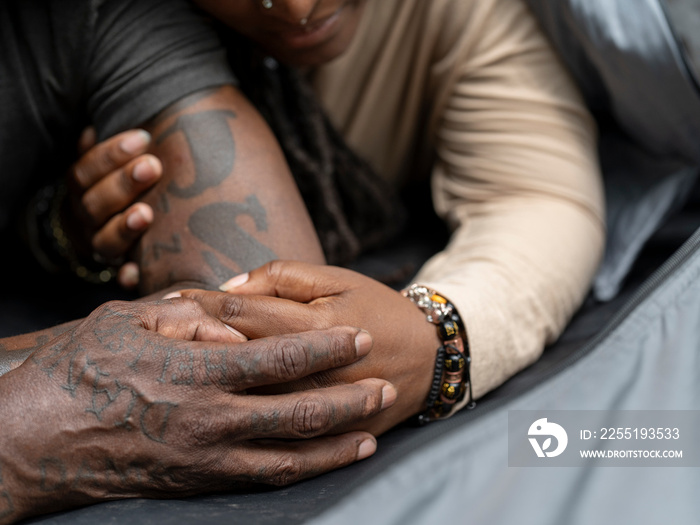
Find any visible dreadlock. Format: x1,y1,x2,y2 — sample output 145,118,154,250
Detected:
223,31,406,266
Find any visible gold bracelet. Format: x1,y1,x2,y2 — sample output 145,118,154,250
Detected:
47,184,116,284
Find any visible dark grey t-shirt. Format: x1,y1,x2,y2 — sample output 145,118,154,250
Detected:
0,0,234,233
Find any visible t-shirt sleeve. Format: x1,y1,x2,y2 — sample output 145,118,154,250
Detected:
414,0,606,401
86,0,235,139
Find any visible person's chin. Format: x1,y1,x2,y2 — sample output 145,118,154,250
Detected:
269,40,348,68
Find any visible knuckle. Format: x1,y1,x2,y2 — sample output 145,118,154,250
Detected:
322,329,353,368
71,164,89,188
90,232,110,254
290,395,333,437
92,299,130,316
268,338,308,381
267,455,303,486
264,259,290,286
360,386,383,418
265,260,284,280
218,297,242,324
179,297,206,317
120,166,136,192
80,191,101,221
98,144,120,171
168,297,208,323
87,300,135,325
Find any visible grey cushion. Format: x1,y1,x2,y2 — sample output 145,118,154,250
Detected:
526,0,700,300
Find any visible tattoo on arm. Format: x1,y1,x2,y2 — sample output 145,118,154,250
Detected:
158,193,171,214
201,251,235,284
141,234,183,268
189,195,277,273
0,334,52,377
151,88,218,126
157,110,237,198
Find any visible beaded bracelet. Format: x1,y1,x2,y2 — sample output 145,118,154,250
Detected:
25,182,116,284
403,284,475,425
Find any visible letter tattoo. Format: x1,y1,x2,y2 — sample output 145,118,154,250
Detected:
157,110,237,198
189,195,277,273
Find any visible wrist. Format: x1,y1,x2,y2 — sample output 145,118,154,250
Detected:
402,284,475,424
0,377,42,524
23,182,116,285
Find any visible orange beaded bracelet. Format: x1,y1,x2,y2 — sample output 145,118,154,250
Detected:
403,284,474,424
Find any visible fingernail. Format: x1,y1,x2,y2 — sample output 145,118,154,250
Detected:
126,209,149,230
225,324,248,341
381,384,397,410
163,292,181,300
357,438,376,460
132,158,157,183
354,330,372,356
219,272,249,292
120,130,151,154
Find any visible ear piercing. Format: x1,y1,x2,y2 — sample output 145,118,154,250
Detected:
262,0,273,9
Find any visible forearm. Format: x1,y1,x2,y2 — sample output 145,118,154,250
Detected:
416,0,606,400
0,322,76,376
134,85,324,295
416,196,604,399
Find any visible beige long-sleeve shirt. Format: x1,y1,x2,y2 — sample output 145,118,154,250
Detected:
310,0,605,399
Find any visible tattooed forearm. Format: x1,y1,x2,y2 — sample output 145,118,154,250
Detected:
201,251,236,284
189,195,277,273
0,332,62,377
158,193,171,214
157,110,237,198
142,234,183,268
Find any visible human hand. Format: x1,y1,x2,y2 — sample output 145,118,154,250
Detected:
175,261,441,435
0,298,392,523
63,127,162,288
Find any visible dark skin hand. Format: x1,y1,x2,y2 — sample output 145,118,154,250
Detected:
0,298,395,524
63,84,324,295
64,126,161,271
172,261,441,436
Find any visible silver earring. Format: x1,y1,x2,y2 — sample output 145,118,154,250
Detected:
300,17,308,25
262,0,273,9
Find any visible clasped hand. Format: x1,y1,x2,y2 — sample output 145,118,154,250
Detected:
174,261,441,435
0,298,393,521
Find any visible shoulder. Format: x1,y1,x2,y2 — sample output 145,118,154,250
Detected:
86,0,234,138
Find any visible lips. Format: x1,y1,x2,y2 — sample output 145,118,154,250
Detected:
269,7,344,49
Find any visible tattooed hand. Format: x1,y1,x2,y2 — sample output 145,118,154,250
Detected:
0,298,394,524
175,261,441,436
62,127,162,289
